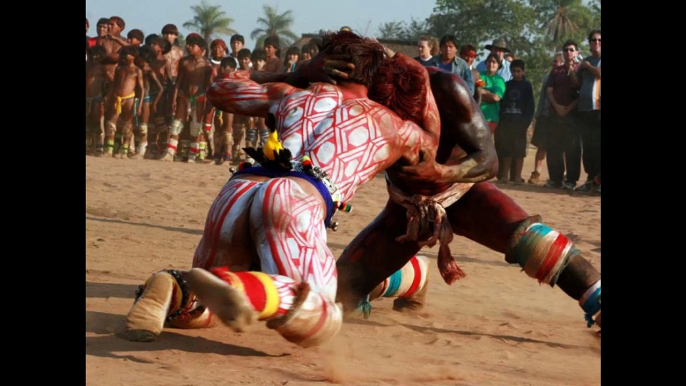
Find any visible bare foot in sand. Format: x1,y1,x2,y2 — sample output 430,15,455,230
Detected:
185,268,257,332
159,153,175,162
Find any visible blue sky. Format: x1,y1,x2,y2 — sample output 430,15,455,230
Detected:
85,0,437,48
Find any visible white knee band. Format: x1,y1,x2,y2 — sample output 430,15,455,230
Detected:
106,121,117,136
190,122,202,137
169,120,183,135
139,123,148,135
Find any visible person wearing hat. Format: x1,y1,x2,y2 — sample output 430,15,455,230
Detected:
476,38,512,81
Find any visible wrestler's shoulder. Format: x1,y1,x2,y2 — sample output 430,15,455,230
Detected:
426,68,463,83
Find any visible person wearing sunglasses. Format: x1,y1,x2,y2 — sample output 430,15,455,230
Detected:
570,30,601,194
544,40,582,190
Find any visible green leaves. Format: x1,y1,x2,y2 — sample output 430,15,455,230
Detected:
251,5,298,49
183,1,236,43
377,0,600,113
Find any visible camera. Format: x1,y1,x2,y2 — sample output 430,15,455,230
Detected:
572,55,583,64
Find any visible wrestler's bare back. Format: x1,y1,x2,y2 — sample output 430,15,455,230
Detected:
209,71,429,201
193,71,431,272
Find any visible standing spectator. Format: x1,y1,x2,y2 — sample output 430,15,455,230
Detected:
496,59,534,184
433,35,474,93
479,53,506,134
127,29,144,47
161,24,184,82
301,45,312,61
570,29,601,193
229,34,244,59
476,39,512,81
308,38,321,59
415,36,440,67
263,35,282,73
283,46,300,73
545,40,581,189
528,52,564,184
101,17,127,57
460,44,483,105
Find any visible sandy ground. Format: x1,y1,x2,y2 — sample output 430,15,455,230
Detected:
86,146,600,386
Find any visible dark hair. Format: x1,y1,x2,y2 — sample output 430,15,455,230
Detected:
251,49,267,62
127,29,144,43
510,59,525,71
86,17,89,28
138,45,155,62
485,53,502,70
97,18,109,27
264,35,280,49
120,45,139,63
237,48,252,60
134,53,149,69
308,38,322,56
89,45,107,62
221,56,238,69
319,30,385,88
187,35,208,52
109,16,125,30
145,34,159,46
230,34,245,44
161,24,179,35
158,38,172,55
439,35,457,48
562,40,578,51
588,29,601,42
285,46,300,57
459,44,476,56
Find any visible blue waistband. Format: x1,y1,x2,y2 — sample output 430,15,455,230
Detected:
232,166,335,227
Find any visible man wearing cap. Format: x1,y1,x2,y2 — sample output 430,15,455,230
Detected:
476,39,512,81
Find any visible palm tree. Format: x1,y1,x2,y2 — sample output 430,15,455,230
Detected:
546,0,584,45
250,5,299,49
183,1,236,44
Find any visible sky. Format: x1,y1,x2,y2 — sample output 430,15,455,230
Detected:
85,0,438,49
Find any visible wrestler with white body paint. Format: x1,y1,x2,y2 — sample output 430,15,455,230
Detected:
124,31,440,347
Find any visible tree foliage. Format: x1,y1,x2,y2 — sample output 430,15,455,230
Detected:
251,5,299,49
183,1,236,44
376,0,601,107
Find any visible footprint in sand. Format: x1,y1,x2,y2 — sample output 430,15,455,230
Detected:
565,232,581,242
